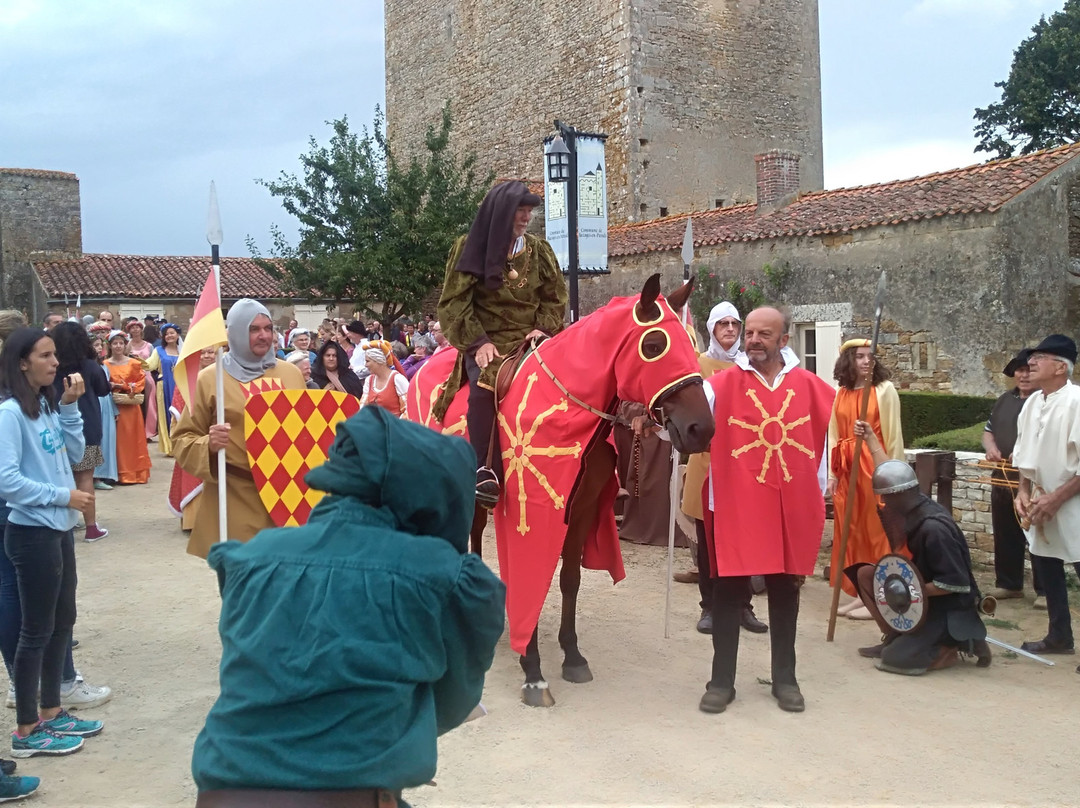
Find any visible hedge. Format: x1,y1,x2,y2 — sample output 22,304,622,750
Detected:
898,391,994,444
911,422,986,453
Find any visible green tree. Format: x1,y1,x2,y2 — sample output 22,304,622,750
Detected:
248,104,492,323
974,1,1080,159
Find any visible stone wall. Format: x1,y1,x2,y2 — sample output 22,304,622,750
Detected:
384,0,823,223
0,169,81,319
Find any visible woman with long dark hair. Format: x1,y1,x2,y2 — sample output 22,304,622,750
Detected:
827,339,905,620
147,322,182,455
311,341,364,398
51,322,112,541
0,328,104,761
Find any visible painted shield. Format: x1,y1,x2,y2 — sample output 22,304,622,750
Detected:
873,553,928,634
244,389,361,527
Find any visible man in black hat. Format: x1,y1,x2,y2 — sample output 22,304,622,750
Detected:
142,315,160,346
436,180,568,507
344,320,368,374
1012,334,1080,661
983,348,1043,605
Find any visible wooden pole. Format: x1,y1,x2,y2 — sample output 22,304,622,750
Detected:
826,368,874,641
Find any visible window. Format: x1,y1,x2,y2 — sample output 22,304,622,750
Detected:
659,206,668,217
794,321,841,386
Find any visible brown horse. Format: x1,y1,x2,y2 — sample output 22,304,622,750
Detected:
408,275,714,706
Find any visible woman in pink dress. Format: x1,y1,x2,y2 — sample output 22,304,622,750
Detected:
124,320,157,441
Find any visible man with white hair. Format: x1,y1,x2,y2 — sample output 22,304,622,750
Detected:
1012,334,1080,664
172,299,305,559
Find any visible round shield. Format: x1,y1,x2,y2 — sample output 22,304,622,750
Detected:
872,554,927,634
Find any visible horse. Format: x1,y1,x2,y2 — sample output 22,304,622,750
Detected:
407,274,714,706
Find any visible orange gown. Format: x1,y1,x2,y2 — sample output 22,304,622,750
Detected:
107,359,152,484
828,384,903,595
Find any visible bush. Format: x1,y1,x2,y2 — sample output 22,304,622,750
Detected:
899,391,994,444
911,422,986,453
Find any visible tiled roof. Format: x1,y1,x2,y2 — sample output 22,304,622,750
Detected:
609,141,1080,257
0,168,78,180
33,254,286,299
495,177,545,197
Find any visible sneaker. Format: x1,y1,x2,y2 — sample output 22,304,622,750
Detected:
0,760,14,776
41,709,103,738
0,773,38,802
60,680,111,710
83,525,108,543
93,480,112,491
10,724,83,757
74,520,85,530
1033,595,1047,611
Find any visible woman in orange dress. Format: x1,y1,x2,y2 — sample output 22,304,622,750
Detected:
105,330,151,484
827,338,905,619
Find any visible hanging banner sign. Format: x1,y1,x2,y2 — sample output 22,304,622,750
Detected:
544,132,609,275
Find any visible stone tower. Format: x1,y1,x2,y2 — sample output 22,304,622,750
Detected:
384,0,824,223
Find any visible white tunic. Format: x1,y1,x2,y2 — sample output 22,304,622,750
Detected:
1013,381,1080,562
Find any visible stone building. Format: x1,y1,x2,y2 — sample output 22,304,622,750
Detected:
601,144,1080,396
384,0,824,223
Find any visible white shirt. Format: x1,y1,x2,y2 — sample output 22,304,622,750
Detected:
1013,380,1080,562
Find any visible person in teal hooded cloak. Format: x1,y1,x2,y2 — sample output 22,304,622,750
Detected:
191,407,506,807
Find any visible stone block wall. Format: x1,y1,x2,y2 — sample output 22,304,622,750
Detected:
384,0,823,223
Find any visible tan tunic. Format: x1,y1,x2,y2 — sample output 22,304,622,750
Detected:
172,360,305,559
680,355,734,520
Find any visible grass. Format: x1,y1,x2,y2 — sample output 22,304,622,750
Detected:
983,617,1021,631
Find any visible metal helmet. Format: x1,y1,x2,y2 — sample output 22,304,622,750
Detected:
872,460,918,495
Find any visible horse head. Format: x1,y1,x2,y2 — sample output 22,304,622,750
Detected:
612,273,714,454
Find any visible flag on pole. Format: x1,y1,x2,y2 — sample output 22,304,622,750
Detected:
175,267,227,409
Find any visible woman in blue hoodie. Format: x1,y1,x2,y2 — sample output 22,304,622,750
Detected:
0,328,104,760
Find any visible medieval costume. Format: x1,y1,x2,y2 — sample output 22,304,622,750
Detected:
192,408,505,806
858,468,988,675
828,339,904,596
703,349,834,707
167,386,203,531
107,343,152,485
436,180,567,504
172,299,305,559
1012,335,1080,653
146,326,181,456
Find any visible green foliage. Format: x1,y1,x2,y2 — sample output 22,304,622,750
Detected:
899,391,995,444
974,1,1080,158
247,104,493,323
983,617,1022,631
689,262,790,337
911,422,986,453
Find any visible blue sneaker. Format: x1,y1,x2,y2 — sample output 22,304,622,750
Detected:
10,724,83,758
0,774,39,802
41,710,102,738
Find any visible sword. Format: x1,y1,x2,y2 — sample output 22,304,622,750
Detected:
984,636,1055,666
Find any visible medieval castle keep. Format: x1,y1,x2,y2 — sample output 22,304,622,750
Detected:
384,0,824,222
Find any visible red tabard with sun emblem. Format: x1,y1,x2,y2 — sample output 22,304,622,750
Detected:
706,366,835,576
244,389,362,527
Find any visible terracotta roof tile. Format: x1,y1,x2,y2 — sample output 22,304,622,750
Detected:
609,142,1080,257
495,177,545,197
33,254,284,299
0,168,78,180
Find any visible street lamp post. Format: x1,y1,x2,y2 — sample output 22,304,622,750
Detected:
547,120,580,322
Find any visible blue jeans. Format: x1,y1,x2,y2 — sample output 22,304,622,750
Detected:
3,524,78,726
0,534,77,685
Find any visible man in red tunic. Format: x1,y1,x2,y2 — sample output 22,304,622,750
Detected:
700,307,834,714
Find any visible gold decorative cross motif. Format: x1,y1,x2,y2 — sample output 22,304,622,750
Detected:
728,388,814,483
499,373,582,535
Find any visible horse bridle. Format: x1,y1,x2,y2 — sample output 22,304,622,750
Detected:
532,349,703,427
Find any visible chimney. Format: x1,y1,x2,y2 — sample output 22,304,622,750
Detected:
755,150,801,210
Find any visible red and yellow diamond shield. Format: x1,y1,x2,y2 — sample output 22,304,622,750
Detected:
244,389,361,527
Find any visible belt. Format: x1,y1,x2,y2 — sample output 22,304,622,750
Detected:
224,463,255,482
196,788,398,808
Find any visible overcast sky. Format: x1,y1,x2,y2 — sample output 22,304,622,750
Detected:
0,0,1067,257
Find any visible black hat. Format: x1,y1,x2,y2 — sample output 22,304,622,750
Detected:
345,320,367,336
1032,334,1078,364
143,314,157,320
1003,348,1033,377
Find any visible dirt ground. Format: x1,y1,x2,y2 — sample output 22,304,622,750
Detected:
18,447,1079,807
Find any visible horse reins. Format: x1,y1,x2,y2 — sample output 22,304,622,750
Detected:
532,350,617,422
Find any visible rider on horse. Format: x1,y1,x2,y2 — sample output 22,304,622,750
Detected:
435,180,568,508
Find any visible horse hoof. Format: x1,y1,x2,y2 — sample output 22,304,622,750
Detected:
521,683,555,708
562,664,593,684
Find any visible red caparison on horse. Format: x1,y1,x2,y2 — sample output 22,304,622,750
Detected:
407,274,714,706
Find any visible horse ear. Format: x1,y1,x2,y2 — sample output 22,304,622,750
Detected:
665,274,696,313
637,274,662,321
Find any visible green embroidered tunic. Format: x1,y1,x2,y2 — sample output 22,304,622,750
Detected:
434,233,567,417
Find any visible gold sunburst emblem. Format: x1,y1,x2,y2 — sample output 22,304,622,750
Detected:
728,388,814,483
499,372,582,535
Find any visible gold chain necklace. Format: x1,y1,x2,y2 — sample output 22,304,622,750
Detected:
506,245,532,288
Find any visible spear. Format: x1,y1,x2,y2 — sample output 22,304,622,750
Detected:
827,271,887,641
207,182,228,544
